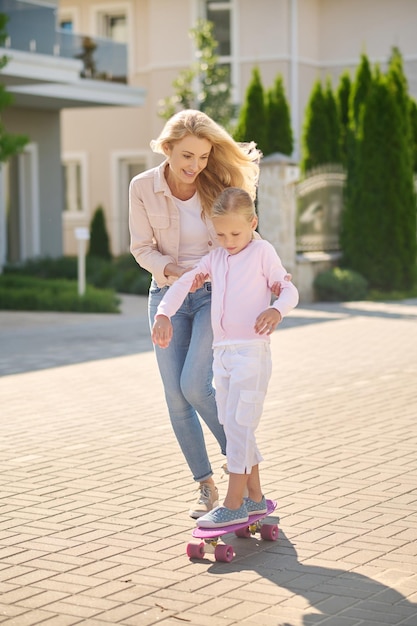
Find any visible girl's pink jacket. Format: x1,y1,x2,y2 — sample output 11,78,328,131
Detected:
156,239,299,345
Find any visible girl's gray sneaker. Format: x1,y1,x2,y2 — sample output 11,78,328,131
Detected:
245,495,267,515
196,503,249,528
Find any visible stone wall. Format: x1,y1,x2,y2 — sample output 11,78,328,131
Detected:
258,154,340,303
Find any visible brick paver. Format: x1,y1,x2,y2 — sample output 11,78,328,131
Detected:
1,296,417,625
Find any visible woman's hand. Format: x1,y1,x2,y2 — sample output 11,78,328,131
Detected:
151,315,173,348
271,274,292,298
164,264,208,292
271,282,282,298
254,308,282,335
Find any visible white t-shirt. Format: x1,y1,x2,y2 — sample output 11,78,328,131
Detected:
173,193,210,269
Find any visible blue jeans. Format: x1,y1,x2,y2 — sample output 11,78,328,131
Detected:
148,280,227,482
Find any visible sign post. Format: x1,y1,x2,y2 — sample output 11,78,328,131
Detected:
74,227,90,296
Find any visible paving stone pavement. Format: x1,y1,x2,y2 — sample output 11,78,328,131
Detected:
1,295,417,626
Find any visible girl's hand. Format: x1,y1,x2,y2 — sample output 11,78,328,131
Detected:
151,315,173,348
254,308,282,335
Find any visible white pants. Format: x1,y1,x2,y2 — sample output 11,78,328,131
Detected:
213,342,272,474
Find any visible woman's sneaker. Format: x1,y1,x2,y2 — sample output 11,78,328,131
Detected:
196,503,249,528
189,483,219,519
244,495,267,515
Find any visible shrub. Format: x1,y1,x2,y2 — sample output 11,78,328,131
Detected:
88,206,112,260
4,255,78,279
313,267,368,301
265,74,293,156
233,66,267,154
3,254,151,295
341,49,416,292
0,275,120,313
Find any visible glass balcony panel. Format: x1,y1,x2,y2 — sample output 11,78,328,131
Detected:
0,0,127,83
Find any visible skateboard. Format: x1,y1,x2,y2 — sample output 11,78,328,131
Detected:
186,499,278,562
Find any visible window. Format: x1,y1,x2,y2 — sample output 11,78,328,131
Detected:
97,11,127,43
103,14,127,43
206,1,231,56
114,155,147,255
91,4,133,75
202,1,235,99
58,7,79,33
59,20,73,32
62,155,87,215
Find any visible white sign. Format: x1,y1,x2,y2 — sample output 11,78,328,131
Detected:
74,227,90,241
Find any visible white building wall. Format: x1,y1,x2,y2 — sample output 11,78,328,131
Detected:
59,0,417,256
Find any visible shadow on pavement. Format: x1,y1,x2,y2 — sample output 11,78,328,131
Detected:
205,528,417,625
1,297,416,377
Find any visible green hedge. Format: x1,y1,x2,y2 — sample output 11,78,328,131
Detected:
313,267,368,301
0,275,120,313
3,254,151,295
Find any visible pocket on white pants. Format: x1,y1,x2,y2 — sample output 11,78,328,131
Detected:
236,390,265,427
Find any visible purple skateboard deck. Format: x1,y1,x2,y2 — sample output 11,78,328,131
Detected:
192,499,277,539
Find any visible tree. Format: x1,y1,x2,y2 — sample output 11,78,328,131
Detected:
301,77,342,173
233,66,267,154
349,52,373,132
300,80,329,172
341,53,373,259
158,19,234,129
0,13,28,162
336,71,351,166
324,78,341,164
265,74,293,156
87,206,112,261
342,63,416,291
385,47,417,288
410,98,417,173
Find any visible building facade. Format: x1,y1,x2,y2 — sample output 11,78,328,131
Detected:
3,0,417,263
0,0,144,269
58,0,417,258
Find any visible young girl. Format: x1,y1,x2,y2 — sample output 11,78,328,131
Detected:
152,187,299,528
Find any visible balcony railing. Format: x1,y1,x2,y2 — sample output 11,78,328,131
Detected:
0,0,127,83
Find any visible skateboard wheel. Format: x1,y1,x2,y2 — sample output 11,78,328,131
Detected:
214,544,234,562
187,542,205,558
235,526,251,538
260,524,279,541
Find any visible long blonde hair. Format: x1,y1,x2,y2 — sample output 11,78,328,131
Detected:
151,110,261,217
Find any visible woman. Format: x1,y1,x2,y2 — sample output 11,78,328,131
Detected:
129,109,261,518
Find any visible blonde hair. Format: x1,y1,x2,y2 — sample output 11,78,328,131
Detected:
151,109,261,217
211,187,256,222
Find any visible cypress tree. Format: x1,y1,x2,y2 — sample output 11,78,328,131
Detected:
350,53,373,131
336,71,351,166
233,67,267,154
341,53,373,262
88,206,112,261
385,48,417,289
410,98,417,173
325,78,342,164
265,74,293,156
343,66,416,291
300,80,330,172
